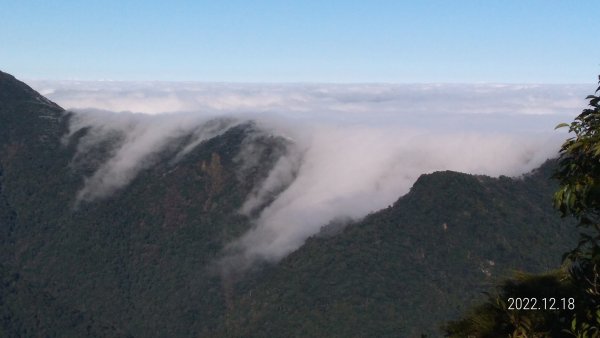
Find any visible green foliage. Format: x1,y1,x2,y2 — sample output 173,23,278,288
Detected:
446,75,600,338
0,70,580,337
553,75,600,336
0,263,130,337
0,70,288,336
215,165,576,337
554,76,600,244
445,271,582,338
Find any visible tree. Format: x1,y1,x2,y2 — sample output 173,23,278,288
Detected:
554,76,600,252
553,75,600,336
445,75,600,337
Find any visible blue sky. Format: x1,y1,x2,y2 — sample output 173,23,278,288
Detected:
1,0,598,83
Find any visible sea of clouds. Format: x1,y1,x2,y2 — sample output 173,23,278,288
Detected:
30,80,592,267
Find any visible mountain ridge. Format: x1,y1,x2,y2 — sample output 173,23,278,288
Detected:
0,70,578,337
216,158,574,337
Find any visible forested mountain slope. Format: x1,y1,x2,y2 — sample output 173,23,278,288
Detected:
219,161,575,337
0,70,577,337
0,70,285,336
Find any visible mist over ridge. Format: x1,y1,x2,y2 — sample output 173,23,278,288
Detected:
2,0,598,334
55,81,586,266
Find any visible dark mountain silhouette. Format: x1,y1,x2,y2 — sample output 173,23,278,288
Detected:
0,70,577,337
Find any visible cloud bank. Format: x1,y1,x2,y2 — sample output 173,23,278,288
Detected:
32,80,589,117
47,81,590,268
221,126,561,269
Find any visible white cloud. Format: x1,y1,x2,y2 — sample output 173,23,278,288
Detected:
31,81,591,117
50,81,590,268
69,110,241,202
221,125,561,268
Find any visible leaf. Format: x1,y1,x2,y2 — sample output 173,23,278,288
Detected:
555,123,570,130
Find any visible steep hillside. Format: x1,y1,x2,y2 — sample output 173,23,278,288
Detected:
0,263,130,337
0,71,579,337
219,161,576,337
0,71,287,336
